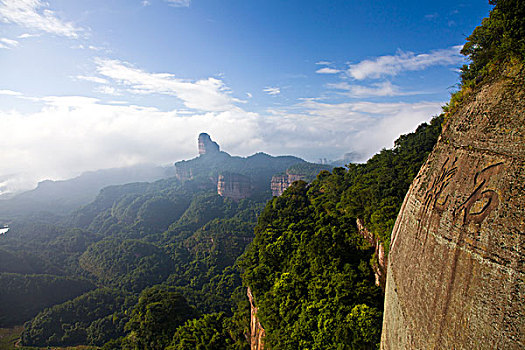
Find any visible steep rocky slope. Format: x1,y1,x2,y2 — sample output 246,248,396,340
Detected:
217,172,252,201
381,71,525,349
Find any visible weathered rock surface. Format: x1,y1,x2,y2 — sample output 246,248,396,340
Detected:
381,74,525,349
248,287,265,350
198,133,220,155
357,218,386,291
217,172,251,201
174,160,193,181
270,171,305,197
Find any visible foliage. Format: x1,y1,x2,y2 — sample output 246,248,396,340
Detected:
123,286,198,350
460,0,525,84
240,115,443,349
339,114,443,250
241,181,383,349
0,223,98,276
0,326,24,350
283,162,332,182
21,288,134,347
0,119,444,348
168,313,241,350
79,239,173,292
0,273,94,327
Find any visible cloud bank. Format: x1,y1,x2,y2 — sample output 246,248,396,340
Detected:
0,89,442,194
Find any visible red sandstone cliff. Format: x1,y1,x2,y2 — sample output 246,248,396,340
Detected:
198,133,220,155
217,172,252,201
381,72,525,349
248,287,265,350
356,218,387,291
270,171,305,197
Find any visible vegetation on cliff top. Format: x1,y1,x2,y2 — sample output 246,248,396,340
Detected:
240,114,443,349
460,0,524,84
445,0,525,116
4,2,522,349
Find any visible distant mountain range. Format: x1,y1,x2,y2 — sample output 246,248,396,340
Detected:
0,133,330,221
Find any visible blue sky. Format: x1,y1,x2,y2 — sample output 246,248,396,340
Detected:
0,0,492,194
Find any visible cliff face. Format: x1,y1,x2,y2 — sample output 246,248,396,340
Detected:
356,218,386,291
217,173,251,201
174,161,193,181
248,288,265,350
381,74,525,349
270,172,305,197
198,133,220,155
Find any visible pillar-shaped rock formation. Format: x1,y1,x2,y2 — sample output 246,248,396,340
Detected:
198,133,220,155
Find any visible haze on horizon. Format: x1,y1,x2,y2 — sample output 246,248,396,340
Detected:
0,0,492,195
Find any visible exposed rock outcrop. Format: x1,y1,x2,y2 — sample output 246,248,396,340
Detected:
198,133,220,155
174,160,193,181
381,74,525,349
356,218,386,291
248,287,265,350
270,171,305,197
217,172,251,201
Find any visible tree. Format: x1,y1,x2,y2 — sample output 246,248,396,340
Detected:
124,286,198,350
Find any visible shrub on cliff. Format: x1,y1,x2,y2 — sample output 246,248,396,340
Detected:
460,0,525,84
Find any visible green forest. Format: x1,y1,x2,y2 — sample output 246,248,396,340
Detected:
0,109,443,349
0,1,522,349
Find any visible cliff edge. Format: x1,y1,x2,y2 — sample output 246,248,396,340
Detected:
381,71,525,349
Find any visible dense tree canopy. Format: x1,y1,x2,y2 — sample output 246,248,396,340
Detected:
123,286,198,350
22,288,134,346
240,114,444,349
460,0,525,83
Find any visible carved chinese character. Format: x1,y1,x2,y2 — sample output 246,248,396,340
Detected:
454,162,503,225
423,157,458,213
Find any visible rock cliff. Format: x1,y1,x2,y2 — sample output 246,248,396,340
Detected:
381,73,525,349
174,160,193,181
357,218,386,291
198,133,220,155
248,287,265,350
217,172,251,201
270,171,305,197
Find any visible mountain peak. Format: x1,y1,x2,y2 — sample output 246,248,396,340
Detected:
198,133,220,155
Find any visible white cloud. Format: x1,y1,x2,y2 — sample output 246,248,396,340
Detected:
316,61,332,65
347,46,464,80
327,81,419,97
95,86,121,96
0,96,259,193
0,37,19,49
263,87,280,95
164,0,191,7
316,67,341,74
76,75,109,84
88,45,103,51
0,89,22,96
95,58,237,112
0,37,19,46
0,90,443,194
0,0,83,38
18,32,39,38
270,100,443,160
141,0,151,6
